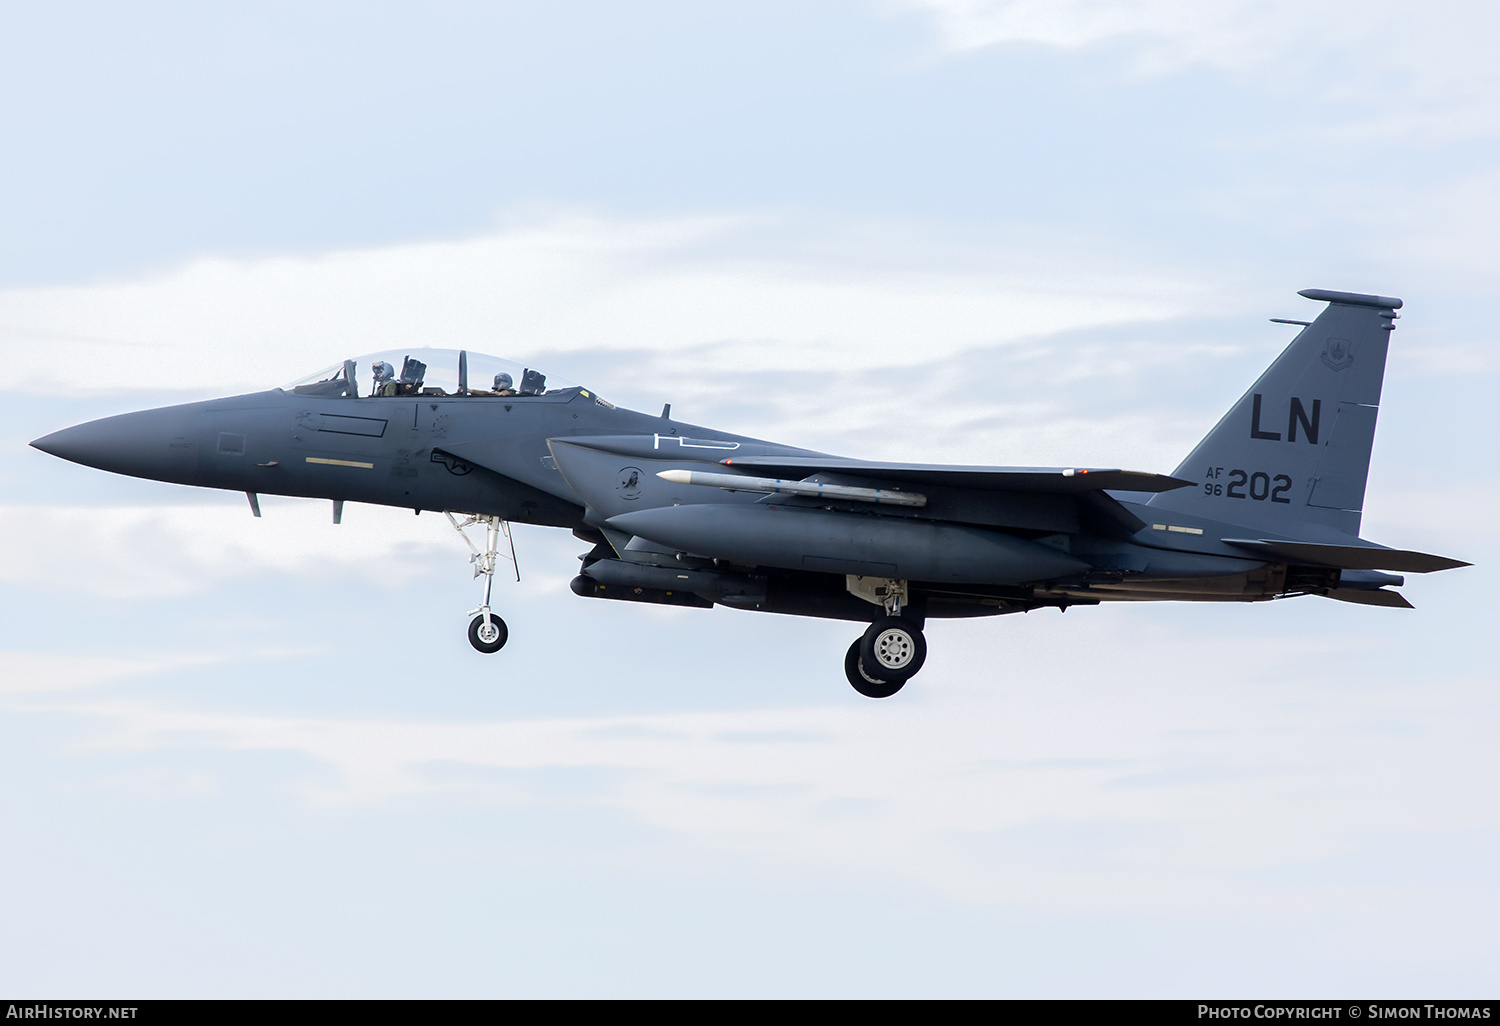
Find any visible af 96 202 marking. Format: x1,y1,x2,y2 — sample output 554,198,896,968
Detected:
1203,466,1292,503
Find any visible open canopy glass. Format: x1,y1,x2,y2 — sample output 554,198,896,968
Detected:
284,349,583,399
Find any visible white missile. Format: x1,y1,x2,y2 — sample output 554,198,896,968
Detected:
656,469,926,507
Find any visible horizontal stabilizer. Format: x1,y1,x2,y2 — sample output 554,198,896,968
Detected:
1222,538,1469,573
717,456,1192,494
1323,588,1414,609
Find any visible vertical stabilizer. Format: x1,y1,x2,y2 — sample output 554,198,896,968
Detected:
1147,289,1400,537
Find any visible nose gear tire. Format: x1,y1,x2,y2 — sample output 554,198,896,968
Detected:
468,614,509,654
845,639,905,698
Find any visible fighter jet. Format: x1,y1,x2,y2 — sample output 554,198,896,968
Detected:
31,288,1468,697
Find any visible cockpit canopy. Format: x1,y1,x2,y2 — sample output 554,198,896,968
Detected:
283,349,583,400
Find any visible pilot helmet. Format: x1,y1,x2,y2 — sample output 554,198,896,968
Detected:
494,372,513,391
372,361,394,382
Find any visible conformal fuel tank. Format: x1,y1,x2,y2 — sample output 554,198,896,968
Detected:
606,503,1088,584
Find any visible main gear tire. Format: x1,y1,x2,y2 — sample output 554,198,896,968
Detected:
468,614,509,654
860,616,926,681
844,639,905,698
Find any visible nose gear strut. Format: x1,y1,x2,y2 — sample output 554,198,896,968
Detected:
445,512,519,653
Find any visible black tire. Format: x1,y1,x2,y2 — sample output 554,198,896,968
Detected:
845,639,905,699
860,616,926,681
468,614,509,654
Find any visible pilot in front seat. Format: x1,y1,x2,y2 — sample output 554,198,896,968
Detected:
371,361,397,396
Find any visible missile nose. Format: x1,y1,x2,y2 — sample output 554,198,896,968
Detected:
31,405,203,482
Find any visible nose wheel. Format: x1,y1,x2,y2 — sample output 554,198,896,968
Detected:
446,512,519,654
468,613,509,653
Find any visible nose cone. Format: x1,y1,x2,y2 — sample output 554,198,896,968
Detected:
32,405,203,483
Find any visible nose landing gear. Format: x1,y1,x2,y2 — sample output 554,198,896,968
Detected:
446,512,518,654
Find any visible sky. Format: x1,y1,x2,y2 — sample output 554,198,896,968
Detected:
1,0,1496,997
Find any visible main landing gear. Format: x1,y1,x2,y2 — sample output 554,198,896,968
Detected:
844,618,927,698
446,512,518,654
842,577,927,698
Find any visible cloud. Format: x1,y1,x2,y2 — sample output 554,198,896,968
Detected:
0,651,218,695
31,620,1496,919
0,210,1210,399
899,1,1500,143
0,501,452,599
0,498,599,603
